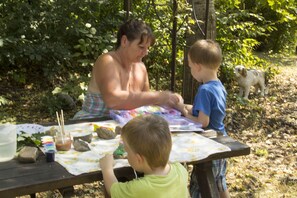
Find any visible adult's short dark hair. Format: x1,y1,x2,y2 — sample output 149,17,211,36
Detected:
116,19,155,49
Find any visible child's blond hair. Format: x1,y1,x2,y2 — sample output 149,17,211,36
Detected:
121,114,172,169
188,39,222,70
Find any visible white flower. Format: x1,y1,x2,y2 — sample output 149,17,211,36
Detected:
90,27,96,34
85,23,91,28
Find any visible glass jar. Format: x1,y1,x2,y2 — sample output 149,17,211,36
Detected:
55,133,72,151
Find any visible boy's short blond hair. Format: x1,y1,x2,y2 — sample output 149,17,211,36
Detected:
121,114,172,169
188,39,222,70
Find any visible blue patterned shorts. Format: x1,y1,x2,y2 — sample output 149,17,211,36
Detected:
73,92,110,120
190,159,228,198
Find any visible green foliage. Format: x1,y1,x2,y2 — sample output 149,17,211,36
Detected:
0,1,71,85
243,0,297,53
132,0,192,92
0,0,295,107
41,87,78,116
17,132,43,151
0,96,10,106
216,9,268,85
214,0,295,85
0,0,123,91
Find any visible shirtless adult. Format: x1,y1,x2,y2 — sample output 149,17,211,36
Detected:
74,19,181,119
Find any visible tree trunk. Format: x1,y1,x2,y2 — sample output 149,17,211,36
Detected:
182,0,216,104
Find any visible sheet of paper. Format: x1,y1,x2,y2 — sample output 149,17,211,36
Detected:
47,122,229,175
17,121,230,175
110,105,203,132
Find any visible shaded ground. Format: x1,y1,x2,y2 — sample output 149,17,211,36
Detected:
1,54,296,197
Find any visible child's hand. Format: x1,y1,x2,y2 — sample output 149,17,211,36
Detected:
99,154,117,196
176,102,188,116
169,93,188,115
99,154,114,171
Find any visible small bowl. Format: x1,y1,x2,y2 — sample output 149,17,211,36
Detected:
72,132,93,143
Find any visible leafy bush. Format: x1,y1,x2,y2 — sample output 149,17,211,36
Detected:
0,96,10,106
0,0,123,90
215,2,285,86
0,0,295,103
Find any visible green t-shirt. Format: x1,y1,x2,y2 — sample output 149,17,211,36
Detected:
111,162,189,198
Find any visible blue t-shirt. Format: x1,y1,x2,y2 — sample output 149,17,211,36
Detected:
192,80,227,135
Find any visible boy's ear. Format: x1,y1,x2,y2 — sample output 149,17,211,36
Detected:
135,153,145,164
196,63,202,71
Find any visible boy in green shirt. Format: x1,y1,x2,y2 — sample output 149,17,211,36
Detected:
100,114,189,198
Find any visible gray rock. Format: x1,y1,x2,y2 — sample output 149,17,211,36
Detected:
73,139,91,152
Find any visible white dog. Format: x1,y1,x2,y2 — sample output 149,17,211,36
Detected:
234,65,267,99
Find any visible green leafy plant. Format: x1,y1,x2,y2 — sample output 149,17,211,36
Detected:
0,96,10,106
17,132,43,151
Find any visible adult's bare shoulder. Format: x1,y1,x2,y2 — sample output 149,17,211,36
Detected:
138,61,147,69
92,53,120,78
92,52,122,93
89,53,116,93
94,53,116,69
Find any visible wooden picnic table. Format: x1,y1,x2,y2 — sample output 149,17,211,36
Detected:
0,117,250,198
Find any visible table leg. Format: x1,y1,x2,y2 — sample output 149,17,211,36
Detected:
193,161,219,198
58,186,74,197
30,194,36,198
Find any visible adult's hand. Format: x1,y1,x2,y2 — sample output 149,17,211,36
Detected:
157,91,182,107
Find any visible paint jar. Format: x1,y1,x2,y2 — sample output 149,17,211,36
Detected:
55,133,72,151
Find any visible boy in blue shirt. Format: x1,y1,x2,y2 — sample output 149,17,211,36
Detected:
177,39,230,198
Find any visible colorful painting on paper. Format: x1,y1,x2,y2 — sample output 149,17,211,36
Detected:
110,106,203,132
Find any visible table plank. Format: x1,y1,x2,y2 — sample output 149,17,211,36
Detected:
0,152,137,197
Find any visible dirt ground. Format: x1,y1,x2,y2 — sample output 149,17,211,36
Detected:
226,59,297,197
3,55,296,198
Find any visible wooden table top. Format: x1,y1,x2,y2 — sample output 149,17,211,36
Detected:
0,118,250,197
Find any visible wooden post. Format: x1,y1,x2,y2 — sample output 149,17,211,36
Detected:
124,0,132,21
170,0,178,92
182,0,216,104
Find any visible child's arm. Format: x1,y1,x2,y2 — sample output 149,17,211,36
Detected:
176,104,193,116
185,109,209,128
184,104,193,114
99,154,118,196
